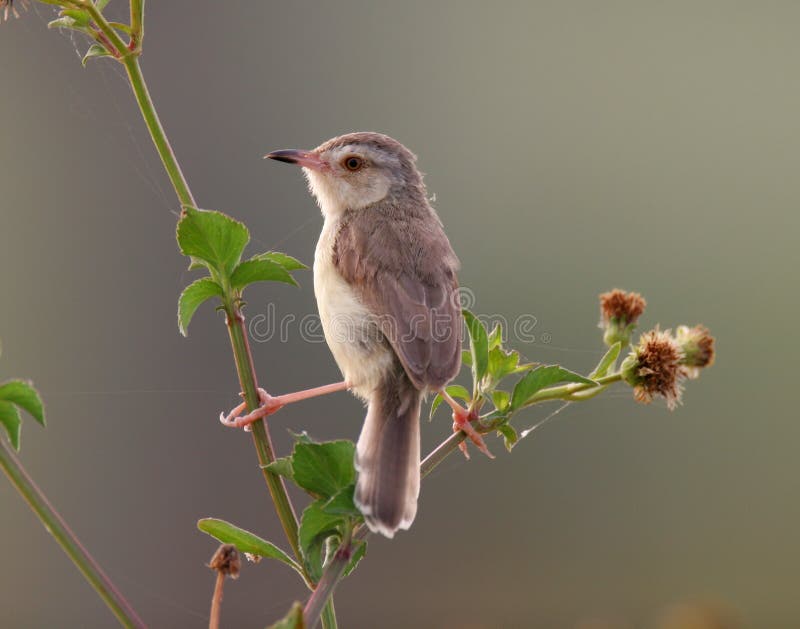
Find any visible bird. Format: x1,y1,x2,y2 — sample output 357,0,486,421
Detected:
261,132,484,538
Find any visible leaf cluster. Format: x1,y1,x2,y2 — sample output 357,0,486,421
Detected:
0,347,45,451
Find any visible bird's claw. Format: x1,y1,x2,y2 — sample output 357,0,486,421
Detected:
452,408,494,460
219,388,284,429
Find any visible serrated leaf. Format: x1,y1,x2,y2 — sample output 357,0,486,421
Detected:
589,342,622,378
197,518,305,581
299,501,344,581
511,365,596,410
266,601,305,629
0,401,21,451
487,346,532,385
497,423,518,452
230,258,298,291
463,310,489,389
263,456,294,481
255,251,308,271
177,278,222,336
321,484,360,517
428,384,472,420
343,539,367,578
176,207,249,277
292,441,355,499
0,380,45,426
82,44,112,67
491,390,510,412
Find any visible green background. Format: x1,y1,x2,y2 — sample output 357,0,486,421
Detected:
1,2,797,627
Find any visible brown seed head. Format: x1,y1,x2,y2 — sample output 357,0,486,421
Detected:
599,289,647,326
676,325,715,378
623,327,685,410
208,544,241,579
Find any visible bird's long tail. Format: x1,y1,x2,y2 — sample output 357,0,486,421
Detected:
354,368,421,538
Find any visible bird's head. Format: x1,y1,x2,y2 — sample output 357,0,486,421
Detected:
266,132,426,217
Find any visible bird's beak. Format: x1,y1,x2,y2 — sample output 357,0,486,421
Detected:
264,149,327,171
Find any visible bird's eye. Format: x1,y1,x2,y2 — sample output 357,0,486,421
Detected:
343,156,363,171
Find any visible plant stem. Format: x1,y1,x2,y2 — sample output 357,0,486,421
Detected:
116,30,304,569
209,571,224,629
0,439,146,628
522,372,623,408
304,528,356,629
224,304,302,560
121,55,196,209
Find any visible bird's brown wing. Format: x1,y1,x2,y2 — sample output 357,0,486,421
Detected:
333,208,462,391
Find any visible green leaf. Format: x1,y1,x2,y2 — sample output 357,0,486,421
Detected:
511,365,596,411
176,207,249,277
0,401,21,451
292,441,356,499
497,423,518,452
491,390,510,413
108,22,134,35
61,9,91,26
321,484,360,517
288,429,315,444
266,602,305,629
197,518,305,581
82,44,112,67
343,539,367,578
428,384,471,420
461,350,473,367
255,251,309,271
263,456,294,481
589,342,622,378
0,380,45,426
177,278,222,336
230,258,298,290
488,322,503,349
487,346,532,385
463,310,489,389
299,501,344,581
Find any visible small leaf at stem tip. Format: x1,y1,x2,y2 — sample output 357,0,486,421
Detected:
299,500,345,582
254,251,309,271
0,401,22,451
266,601,305,629
292,441,356,499
487,346,533,385
177,277,223,336
462,310,489,388
343,539,367,578
230,258,298,290
197,518,305,580
510,365,596,411
321,484,360,517
589,342,622,379
176,206,250,278
497,423,518,452
428,384,471,420
82,44,112,67
0,380,45,426
263,456,294,481
488,322,503,349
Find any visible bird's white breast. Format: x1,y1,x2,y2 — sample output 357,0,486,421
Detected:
314,218,394,400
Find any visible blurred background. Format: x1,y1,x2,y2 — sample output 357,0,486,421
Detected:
1,2,797,627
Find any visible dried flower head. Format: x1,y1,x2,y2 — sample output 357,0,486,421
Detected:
599,289,647,347
622,327,685,410
208,544,240,579
676,324,715,379
1,0,28,22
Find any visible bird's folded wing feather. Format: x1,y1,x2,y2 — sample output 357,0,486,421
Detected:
333,209,462,390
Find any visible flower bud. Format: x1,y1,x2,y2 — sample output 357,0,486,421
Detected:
675,324,715,379
599,289,647,348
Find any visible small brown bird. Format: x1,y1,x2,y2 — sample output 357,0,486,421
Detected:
266,132,467,537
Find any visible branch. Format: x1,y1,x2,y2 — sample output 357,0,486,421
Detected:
0,439,146,628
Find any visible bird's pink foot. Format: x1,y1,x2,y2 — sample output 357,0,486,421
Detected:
219,388,283,429
438,389,494,460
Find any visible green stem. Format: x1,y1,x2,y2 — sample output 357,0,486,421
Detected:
320,599,337,629
521,372,622,408
115,18,305,576
121,55,196,209
224,303,302,560
130,0,144,50
79,0,130,58
304,527,356,629
0,439,146,628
